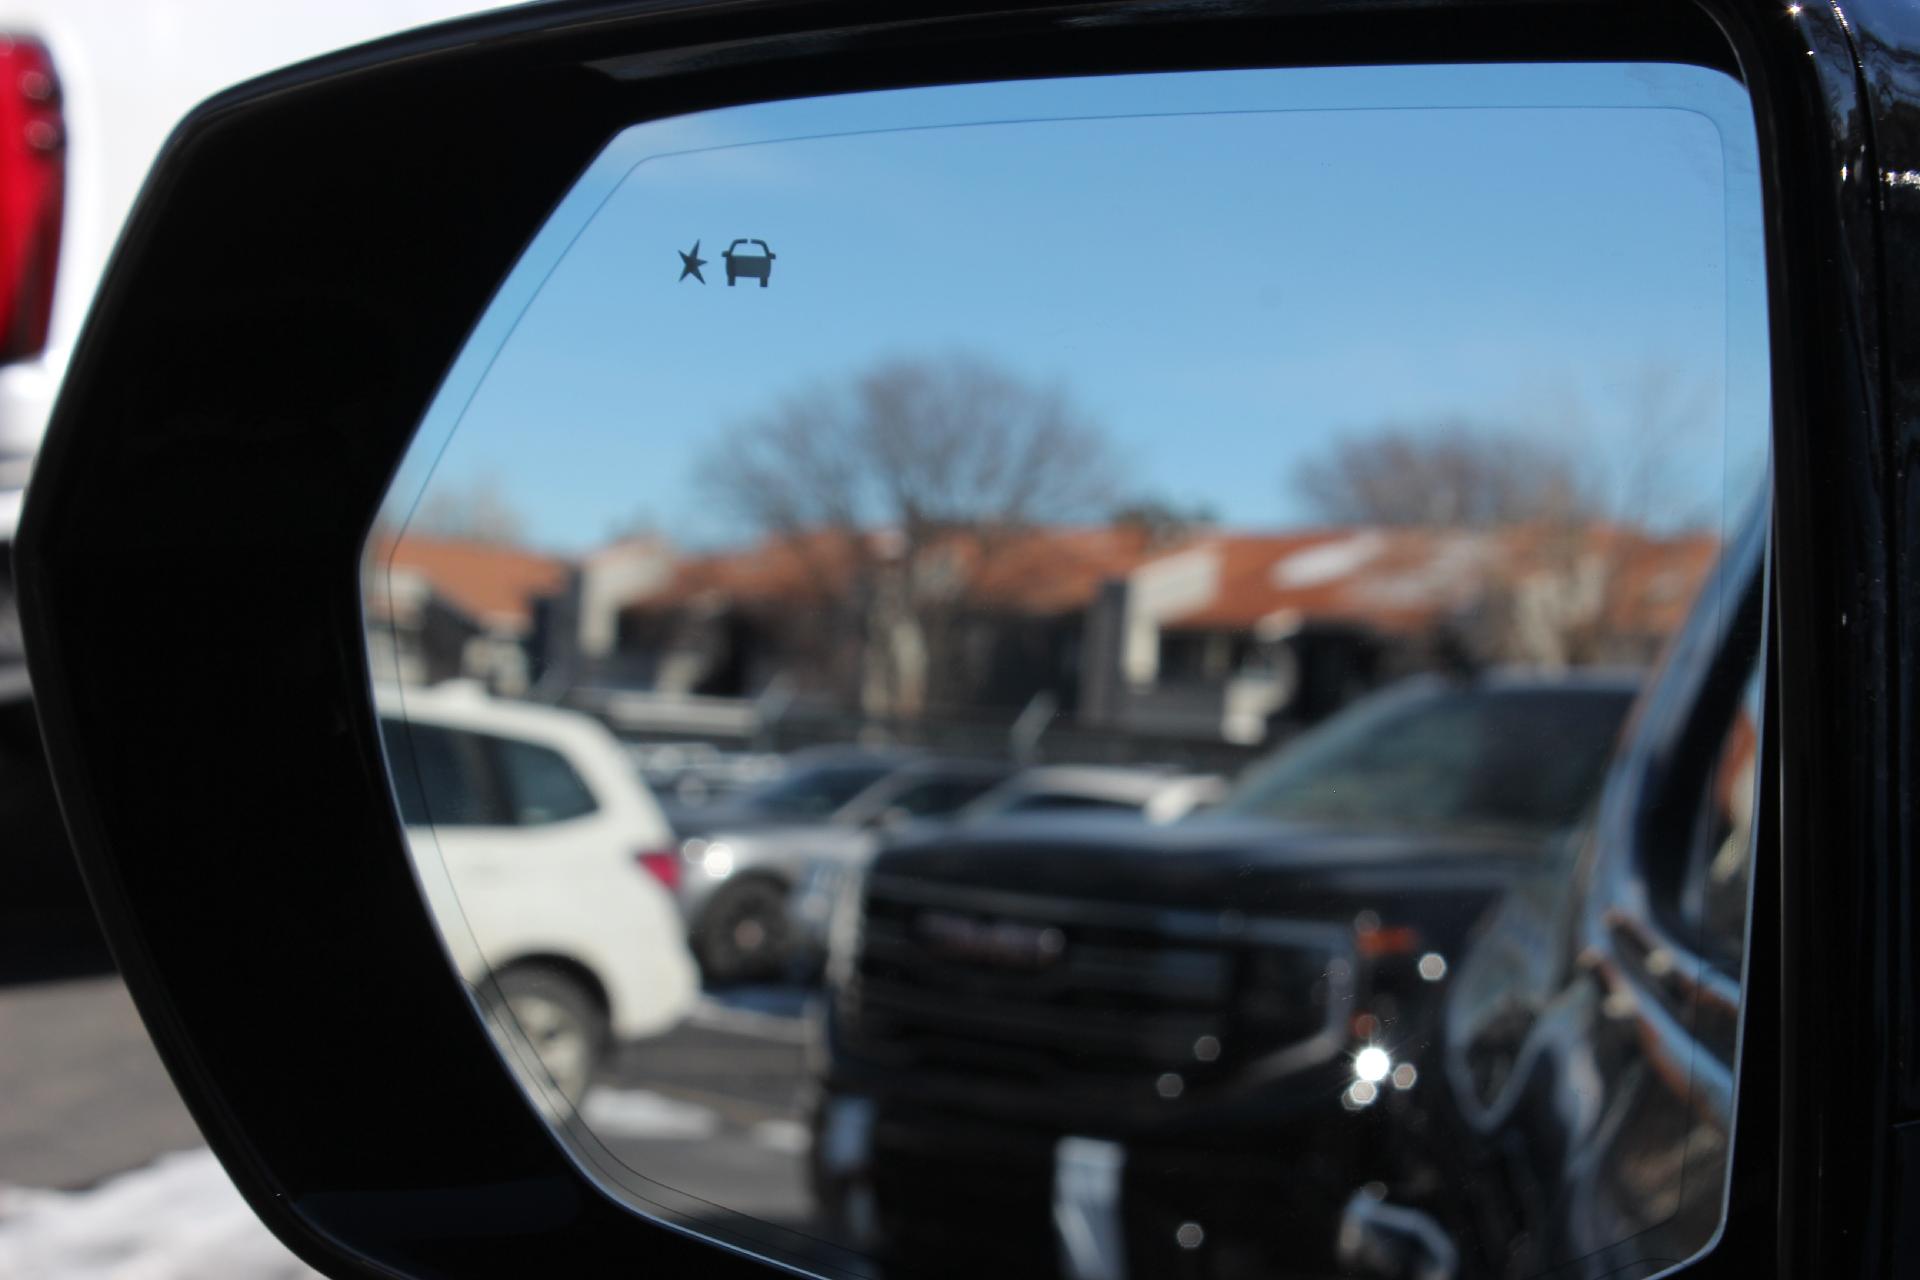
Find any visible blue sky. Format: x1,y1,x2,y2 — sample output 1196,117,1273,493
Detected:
388,62,1768,554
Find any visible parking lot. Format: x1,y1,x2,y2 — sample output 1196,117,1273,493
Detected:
0,943,825,1276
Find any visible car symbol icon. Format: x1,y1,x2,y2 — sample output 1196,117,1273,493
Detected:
721,238,776,287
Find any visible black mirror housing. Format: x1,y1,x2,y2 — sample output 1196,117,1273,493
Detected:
14,1,1913,1276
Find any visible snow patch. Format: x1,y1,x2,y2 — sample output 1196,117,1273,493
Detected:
0,1148,319,1280
749,1119,811,1155
579,1088,720,1140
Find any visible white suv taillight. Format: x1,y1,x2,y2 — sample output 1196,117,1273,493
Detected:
634,848,682,893
0,36,61,364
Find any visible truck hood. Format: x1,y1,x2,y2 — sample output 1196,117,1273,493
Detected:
870,813,1547,915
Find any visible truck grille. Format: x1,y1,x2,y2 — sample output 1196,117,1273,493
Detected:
839,874,1352,1105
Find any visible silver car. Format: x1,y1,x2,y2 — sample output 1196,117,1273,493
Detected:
788,764,1228,962
673,751,1012,984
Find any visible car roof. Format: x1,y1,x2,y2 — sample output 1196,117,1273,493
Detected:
373,681,618,750
374,682,670,832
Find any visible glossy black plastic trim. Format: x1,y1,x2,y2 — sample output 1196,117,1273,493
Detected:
12,0,1893,1276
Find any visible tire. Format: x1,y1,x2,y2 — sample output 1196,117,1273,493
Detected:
694,877,792,986
486,965,607,1104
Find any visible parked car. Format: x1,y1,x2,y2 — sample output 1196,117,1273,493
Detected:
667,744,918,841
1337,502,1767,1279
811,668,1639,1273
625,740,786,812
375,681,698,1101
678,750,1014,984
789,765,1229,961
957,764,1229,824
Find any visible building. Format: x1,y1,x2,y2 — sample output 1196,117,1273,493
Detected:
1091,524,1721,742
363,532,569,693
366,518,1722,751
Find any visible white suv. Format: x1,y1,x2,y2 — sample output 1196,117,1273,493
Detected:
375,682,697,1102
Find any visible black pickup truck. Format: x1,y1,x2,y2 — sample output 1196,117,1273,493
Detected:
811,669,1638,1276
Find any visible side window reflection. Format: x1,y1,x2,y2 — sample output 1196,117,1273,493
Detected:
1692,666,1762,972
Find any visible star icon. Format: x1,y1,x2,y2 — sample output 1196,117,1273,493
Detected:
678,240,707,283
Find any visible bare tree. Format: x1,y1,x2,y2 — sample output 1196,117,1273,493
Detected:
702,353,1120,712
1605,363,1718,531
410,476,528,545
1109,497,1217,545
1289,423,1593,528
1288,370,1717,667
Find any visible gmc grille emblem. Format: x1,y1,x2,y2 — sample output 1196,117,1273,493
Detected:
916,910,1067,971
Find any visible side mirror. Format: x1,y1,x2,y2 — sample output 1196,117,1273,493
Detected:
11,3,1885,1280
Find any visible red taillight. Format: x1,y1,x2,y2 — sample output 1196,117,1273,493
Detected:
635,848,682,892
0,37,62,364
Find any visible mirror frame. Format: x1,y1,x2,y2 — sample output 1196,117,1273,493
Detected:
14,0,1898,1276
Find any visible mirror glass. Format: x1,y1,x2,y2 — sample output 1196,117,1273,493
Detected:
365,61,1767,1280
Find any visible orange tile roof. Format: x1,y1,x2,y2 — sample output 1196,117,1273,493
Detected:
1158,525,1720,637
628,525,1184,617
614,520,1721,642
958,525,1187,613
370,533,569,632
1588,527,1723,635
632,530,870,612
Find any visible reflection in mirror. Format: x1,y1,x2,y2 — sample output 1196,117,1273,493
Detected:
364,61,1768,1280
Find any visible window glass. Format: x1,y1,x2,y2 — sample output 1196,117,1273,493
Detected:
380,718,498,827
744,764,898,818
1222,684,1635,837
379,717,429,827
882,776,1004,818
1006,793,1139,815
1691,657,1764,971
494,736,599,825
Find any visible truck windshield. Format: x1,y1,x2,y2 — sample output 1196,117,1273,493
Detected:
1220,681,1635,838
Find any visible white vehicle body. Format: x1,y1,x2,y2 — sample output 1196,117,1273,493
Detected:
376,681,697,1044
0,0,503,538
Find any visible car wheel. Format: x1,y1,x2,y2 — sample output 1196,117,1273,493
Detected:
695,877,791,986
487,965,607,1104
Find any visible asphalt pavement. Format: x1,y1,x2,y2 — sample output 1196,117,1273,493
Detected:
595,990,819,1224
0,963,836,1276
0,723,840,1270
0,973,822,1196
0,974,206,1191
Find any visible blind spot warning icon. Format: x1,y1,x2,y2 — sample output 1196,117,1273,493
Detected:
722,239,776,287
